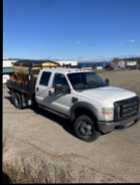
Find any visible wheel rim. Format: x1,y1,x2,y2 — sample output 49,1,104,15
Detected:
78,121,94,137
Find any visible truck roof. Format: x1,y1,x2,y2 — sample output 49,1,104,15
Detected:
42,67,94,74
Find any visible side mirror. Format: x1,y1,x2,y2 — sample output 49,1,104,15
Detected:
105,78,110,86
55,84,70,94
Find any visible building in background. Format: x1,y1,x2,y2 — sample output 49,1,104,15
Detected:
111,59,126,69
56,60,78,68
125,60,137,69
112,57,140,70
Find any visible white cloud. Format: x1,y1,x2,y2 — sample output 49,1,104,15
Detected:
128,39,135,43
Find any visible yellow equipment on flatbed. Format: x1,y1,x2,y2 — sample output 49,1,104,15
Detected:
7,59,60,95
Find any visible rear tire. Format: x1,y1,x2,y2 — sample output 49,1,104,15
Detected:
11,93,23,109
74,115,99,142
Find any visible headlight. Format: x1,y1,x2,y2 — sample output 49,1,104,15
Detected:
102,108,114,121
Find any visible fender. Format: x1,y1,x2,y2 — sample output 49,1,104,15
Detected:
70,101,98,122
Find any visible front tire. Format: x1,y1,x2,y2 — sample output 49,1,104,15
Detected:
74,115,99,142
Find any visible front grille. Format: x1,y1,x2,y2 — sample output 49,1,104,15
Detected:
114,96,139,121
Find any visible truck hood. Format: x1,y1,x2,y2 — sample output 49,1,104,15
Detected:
77,86,136,107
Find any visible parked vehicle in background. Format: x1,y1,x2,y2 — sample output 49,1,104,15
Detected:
104,64,114,70
96,66,103,71
6,64,140,141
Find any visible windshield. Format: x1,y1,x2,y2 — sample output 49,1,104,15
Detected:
67,72,106,91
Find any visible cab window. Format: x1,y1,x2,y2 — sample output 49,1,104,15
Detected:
53,73,69,89
39,72,51,86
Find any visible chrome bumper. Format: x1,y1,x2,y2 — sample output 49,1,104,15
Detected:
98,112,140,134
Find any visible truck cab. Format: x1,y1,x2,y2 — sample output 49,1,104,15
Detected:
35,68,140,141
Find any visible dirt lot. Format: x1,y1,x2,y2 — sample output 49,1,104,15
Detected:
3,70,140,183
99,69,140,96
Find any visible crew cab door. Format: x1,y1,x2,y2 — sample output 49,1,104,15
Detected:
47,73,73,115
35,71,52,105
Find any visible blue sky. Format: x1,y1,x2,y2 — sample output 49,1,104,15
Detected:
3,0,140,60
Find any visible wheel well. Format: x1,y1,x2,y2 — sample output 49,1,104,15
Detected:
73,107,98,130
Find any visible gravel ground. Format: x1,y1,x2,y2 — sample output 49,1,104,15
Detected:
3,70,140,183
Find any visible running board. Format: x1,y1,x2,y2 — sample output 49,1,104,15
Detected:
38,104,70,119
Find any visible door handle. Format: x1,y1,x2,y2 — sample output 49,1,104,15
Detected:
48,89,54,96
48,90,52,96
48,88,55,96
36,87,39,92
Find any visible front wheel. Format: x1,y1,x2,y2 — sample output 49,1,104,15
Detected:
73,115,99,142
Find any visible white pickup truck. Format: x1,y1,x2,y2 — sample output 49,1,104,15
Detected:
7,68,140,141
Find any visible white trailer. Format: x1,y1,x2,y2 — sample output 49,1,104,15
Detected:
126,61,137,69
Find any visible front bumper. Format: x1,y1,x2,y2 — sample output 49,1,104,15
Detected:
98,112,140,133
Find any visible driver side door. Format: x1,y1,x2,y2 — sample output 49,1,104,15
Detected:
48,73,73,115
